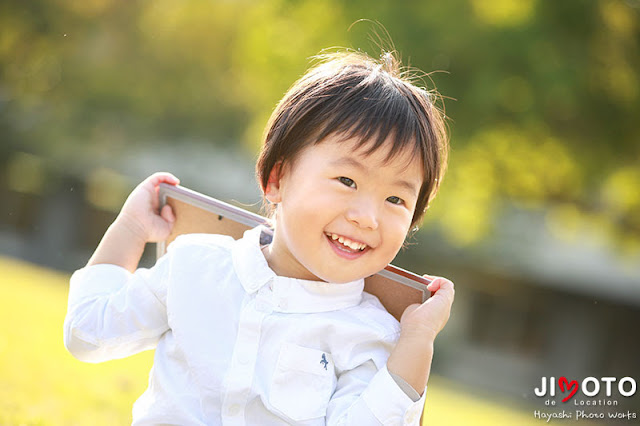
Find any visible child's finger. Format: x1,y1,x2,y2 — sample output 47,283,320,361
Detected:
424,274,444,291
430,279,455,303
426,276,454,295
148,172,180,188
144,173,180,211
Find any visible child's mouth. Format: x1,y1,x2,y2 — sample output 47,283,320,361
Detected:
325,232,368,253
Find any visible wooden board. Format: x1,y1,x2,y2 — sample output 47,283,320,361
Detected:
157,184,430,321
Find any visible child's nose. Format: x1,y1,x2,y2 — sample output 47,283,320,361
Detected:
345,199,379,230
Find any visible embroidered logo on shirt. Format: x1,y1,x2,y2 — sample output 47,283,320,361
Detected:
320,353,329,370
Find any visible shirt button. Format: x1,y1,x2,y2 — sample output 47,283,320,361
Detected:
405,408,419,424
228,404,241,416
279,299,288,310
238,353,250,365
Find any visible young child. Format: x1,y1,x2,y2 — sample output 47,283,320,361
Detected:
64,50,454,425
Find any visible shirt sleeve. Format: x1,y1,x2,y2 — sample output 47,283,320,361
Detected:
63,251,172,363
327,361,426,425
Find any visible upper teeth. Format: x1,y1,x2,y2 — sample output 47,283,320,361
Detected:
327,233,367,251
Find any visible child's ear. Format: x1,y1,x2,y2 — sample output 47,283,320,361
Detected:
264,161,283,204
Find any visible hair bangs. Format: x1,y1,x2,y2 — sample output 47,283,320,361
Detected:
315,80,424,161
313,74,428,171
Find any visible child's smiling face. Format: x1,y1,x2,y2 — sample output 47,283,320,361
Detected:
263,133,424,283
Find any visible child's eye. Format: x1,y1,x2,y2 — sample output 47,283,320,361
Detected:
338,177,356,188
386,196,404,205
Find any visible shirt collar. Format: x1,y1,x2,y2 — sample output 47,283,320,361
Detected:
232,225,364,314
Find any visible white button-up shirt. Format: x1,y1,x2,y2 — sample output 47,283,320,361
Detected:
64,226,426,425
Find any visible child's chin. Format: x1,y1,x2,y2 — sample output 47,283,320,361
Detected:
317,271,367,284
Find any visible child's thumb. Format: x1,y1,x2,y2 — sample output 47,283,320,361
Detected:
146,205,175,242
159,204,176,223
400,303,421,323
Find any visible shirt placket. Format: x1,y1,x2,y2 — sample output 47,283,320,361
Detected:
221,281,273,425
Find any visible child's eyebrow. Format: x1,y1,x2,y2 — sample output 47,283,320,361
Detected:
330,157,419,195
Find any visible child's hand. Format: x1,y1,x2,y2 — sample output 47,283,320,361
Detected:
386,275,454,393
399,275,455,342
116,172,180,244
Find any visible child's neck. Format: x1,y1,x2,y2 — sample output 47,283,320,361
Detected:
260,242,322,282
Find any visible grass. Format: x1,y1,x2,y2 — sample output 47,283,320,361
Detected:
0,255,544,425
0,256,154,425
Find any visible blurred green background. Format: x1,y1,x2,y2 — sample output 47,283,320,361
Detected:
1,0,639,424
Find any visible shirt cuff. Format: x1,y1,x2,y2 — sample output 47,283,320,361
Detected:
361,364,427,425
390,371,422,402
68,264,131,307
